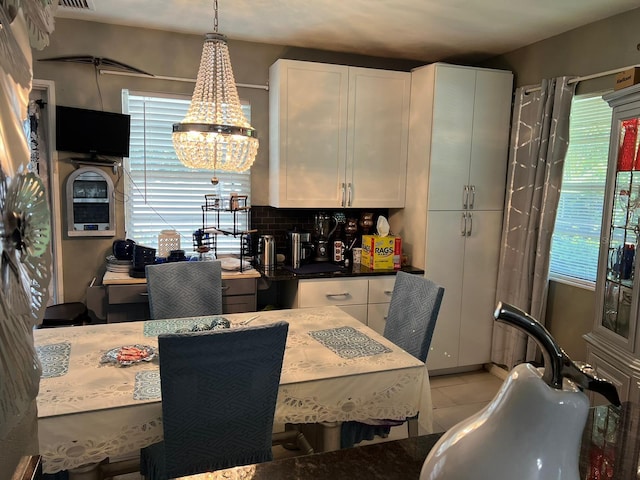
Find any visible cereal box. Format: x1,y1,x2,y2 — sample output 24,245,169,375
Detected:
361,235,402,270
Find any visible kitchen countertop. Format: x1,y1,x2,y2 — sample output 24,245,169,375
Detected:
102,268,261,285
256,263,425,281
102,263,424,285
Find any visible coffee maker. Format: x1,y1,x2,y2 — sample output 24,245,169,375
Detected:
287,231,314,268
313,212,337,262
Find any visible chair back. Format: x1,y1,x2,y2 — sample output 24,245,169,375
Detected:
145,261,222,319
383,271,444,362
158,321,289,478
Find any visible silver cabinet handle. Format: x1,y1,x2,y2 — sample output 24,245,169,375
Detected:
347,183,353,207
341,182,346,207
467,212,473,236
326,292,350,298
462,185,469,209
383,290,393,296
469,185,476,210
221,285,230,291
461,212,467,236
139,292,149,297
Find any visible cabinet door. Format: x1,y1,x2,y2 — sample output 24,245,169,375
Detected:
367,276,396,336
427,65,476,211
458,210,502,366
340,305,368,325
587,348,631,404
368,276,396,304
269,60,349,207
593,106,640,352
468,70,512,211
425,211,466,370
347,68,410,208
367,302,390,336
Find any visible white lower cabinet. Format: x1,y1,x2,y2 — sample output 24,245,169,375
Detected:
425,210,503,371
366,277,396,335
287,276,397,329
586,344,636,405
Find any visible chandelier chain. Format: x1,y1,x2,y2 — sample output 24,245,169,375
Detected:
213,0,219,33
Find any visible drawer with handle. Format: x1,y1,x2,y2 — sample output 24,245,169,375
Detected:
297,278,368,307
107,284,149,305
221,278,256,296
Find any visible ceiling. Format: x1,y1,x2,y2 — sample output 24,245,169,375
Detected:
55,0,640,63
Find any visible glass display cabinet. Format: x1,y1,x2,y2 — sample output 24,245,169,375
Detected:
586,83,640,404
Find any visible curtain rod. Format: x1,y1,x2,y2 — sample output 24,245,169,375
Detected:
524,64,640,94
99,69,269,91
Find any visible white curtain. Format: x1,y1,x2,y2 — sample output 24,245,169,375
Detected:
491,77,576,370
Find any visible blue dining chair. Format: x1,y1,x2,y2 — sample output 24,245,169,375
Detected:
140,321,289,480
340,271,445,448
145,261,223,319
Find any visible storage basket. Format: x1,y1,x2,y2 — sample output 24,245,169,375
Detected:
158,230,181,258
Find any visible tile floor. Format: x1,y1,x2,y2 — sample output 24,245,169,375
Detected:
113,368,504,479
355,367,504,447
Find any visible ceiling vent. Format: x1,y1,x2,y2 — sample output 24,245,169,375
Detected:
57,0,96,10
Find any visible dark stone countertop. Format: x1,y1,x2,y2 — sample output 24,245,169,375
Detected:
178,402,638,479
177,433,443,480
255,263,425,281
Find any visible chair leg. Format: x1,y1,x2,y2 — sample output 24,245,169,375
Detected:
272,430,314,455
97,458,140,480
407,417,419,437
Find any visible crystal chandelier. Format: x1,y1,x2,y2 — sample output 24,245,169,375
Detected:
172,0,258,174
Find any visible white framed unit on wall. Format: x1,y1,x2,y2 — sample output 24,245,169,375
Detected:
65,166,115,237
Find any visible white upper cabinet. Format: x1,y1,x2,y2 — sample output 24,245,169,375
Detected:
427,65,513,212
269,59,410,208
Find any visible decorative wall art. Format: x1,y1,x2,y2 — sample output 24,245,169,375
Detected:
0,0,56,474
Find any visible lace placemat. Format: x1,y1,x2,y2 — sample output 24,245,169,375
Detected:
308,326,392,359
36,342,71,378
134,371,161,400
143,317,228,336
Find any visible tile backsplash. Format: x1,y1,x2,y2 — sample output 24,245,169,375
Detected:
251,207,389,255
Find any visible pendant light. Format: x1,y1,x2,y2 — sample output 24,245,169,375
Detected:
172,0,258,177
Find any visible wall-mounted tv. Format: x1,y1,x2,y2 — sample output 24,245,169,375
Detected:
56,106,131,158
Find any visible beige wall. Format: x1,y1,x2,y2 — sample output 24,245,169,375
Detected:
484,7,640,360
485,7,640,93
33,19,421,303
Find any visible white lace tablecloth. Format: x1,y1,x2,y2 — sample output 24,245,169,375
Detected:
35,306,431,473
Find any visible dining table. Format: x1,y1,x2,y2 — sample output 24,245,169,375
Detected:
34,305,432,474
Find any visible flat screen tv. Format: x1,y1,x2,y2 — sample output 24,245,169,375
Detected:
56,105,131,158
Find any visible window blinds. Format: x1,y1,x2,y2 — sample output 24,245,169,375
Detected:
549,94,612,285
123,91,251,255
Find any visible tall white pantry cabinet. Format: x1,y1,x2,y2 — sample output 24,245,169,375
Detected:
391,63,513,372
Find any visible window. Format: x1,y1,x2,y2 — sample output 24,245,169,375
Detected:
549,93,612,285
122,91,251,255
